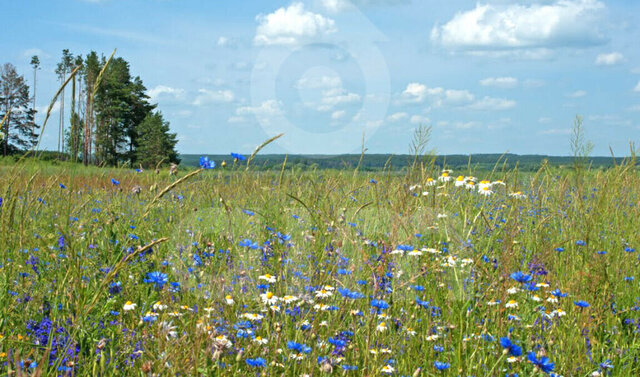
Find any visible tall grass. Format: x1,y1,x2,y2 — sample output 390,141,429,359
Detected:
0,152,639,376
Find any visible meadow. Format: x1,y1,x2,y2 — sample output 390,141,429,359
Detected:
0,154,639,376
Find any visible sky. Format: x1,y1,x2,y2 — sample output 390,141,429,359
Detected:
3,0,640,155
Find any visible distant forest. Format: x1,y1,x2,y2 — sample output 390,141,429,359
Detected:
180,153,628,172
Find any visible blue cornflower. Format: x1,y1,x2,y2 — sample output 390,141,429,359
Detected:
231,152,246,161
111,178,119,186
500,337,523,357
599,359,613,371
342,365,358,370
199,156,215,169
59,183,66,189
287,341,311,354
144,271,168,289
246,358,266,367
527,352,554,373
551,289,567,298
434,361,450,370
239,239,259,249
58,235,66,250
510,271,533,284
555,247,564,252
109,281,122,295
625,247,635,253
0,197,3,207
371,299,390,310
576,240,586,246
574,300,590,308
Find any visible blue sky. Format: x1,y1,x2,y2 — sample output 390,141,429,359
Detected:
3,0,640,155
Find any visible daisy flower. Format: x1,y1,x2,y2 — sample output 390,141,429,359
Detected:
479,186,494,196
506,300,518,308
376,322,388,332
123,301,137,311
260,291,279,305
381,365,395,374
258,274,276,283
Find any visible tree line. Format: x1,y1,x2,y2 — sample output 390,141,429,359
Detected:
1,50,179,168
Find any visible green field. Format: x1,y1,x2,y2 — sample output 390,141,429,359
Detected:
0,157,639,376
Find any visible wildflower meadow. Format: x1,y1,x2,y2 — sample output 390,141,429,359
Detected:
0,153,639,376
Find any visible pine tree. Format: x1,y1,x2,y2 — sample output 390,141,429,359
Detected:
0,63,38,155
135,111,179,168
93,57,154,166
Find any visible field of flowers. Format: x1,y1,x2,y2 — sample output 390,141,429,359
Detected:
0,155,639,376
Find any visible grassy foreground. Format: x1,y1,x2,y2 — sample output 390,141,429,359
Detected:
0,158,639,376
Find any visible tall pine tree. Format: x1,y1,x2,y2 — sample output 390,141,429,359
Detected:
135,111,179,168
0,63,38,155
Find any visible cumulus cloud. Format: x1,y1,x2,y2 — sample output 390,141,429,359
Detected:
319,88,361,109
296,75,341,89
255,3,336,46
399,82,514,111
147,85,184,103
387,112,408,122
321,0,408,13
410,115,430,124
400,83,443,103
237,100,284,118
431,0,607,56
331,110,346,120
634,81,640,92
479,77,518,88
192,89,235,106
595,52,624,66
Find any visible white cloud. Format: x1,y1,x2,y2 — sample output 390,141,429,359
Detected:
321,0,408,13
467,97,516,111
538,117,553,124
147,85,184,102
319,88,361,109
431,0,606,55
387,112,408,122
236,100,284,118
595,52,624,66
192,89,234,106
634,81,640,92
629,105,640,112
296,75,341,89
401,83,443,103
321,0,351,13
410,115,430,124
567,90,587,98
400,82,513,110
444,89,474,105
479,77,518,88
331,110,346,120
216,36,240,48
255,3,336,46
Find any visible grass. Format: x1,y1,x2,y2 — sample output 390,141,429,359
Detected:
0,155,639,376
